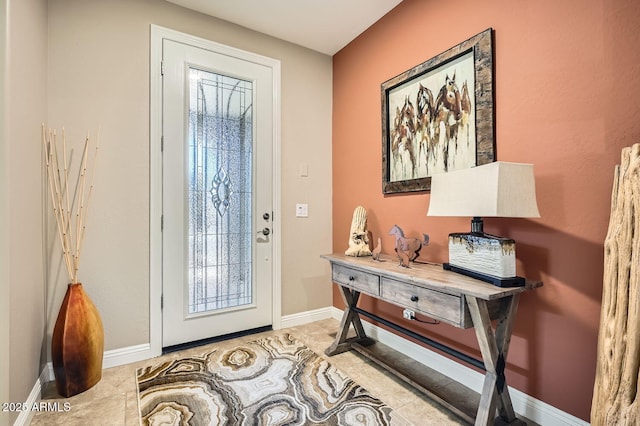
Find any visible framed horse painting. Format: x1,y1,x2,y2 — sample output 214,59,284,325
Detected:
381,28,495,194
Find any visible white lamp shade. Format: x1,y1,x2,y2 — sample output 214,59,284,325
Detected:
427,161,540,218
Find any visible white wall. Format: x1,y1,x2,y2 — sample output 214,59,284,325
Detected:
0,0,9,424
46,0,333,351
5,0,48,423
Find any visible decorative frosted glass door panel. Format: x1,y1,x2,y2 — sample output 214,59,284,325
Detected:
187,69,253,315
162,39,275,348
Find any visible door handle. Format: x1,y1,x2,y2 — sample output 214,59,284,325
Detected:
258,227,270,236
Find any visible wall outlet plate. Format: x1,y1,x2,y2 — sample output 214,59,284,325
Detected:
403,309,415,320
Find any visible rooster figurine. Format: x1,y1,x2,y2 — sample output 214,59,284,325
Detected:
396,242,411,268
372,237,382,261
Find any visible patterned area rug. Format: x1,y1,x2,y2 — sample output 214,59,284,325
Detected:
136,333,410,425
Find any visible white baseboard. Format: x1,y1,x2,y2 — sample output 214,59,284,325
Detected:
329,307,588,426
12,366,49,426
103,343,153,369
280,306,335,329
37,342,153,381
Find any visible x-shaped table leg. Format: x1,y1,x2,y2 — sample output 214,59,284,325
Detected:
467,294,523,426
325,285,375,356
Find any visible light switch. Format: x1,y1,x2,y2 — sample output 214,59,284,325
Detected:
299,162,308,177
296,203,308,217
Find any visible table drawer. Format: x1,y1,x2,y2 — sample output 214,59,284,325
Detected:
332,264,380,296
381,277,465,327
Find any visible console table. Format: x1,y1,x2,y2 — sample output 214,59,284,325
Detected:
322,253,542,426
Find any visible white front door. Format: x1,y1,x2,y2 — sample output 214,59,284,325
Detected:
161,38,277,348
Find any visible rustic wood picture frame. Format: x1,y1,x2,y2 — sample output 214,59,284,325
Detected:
382,28,495,194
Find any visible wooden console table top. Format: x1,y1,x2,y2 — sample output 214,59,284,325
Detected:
322,253,541,300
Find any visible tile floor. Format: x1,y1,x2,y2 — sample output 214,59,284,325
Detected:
31,318,474,425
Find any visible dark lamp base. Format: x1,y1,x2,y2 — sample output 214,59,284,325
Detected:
443,263,525,287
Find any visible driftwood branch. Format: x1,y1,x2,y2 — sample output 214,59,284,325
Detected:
592,143,640,425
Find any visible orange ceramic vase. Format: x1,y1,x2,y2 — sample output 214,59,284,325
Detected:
51,283,104,397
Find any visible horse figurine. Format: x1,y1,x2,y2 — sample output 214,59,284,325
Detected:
388,225,429,266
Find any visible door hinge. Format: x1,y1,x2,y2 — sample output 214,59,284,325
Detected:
161,214,164,231
160,60,164,76
161,294,164,310
161,135,164,152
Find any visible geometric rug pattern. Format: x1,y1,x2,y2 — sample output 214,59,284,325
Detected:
136,333,410,425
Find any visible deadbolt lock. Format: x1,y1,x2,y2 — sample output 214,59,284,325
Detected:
258,227,270,236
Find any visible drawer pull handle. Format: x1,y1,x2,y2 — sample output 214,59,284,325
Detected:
349,276,355,281
410,295,419,302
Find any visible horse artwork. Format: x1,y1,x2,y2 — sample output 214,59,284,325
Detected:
433,72,464,171
388,225,429,267
416,83,435,164
382,29,495,194
390,96,418,181
386,50,477,181
460,80,472,136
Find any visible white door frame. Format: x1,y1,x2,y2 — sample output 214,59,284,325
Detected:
149,25,282,356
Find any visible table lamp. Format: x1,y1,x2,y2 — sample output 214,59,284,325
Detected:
427,161,540,287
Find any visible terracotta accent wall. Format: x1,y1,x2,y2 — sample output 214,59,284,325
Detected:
332,0,640,420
